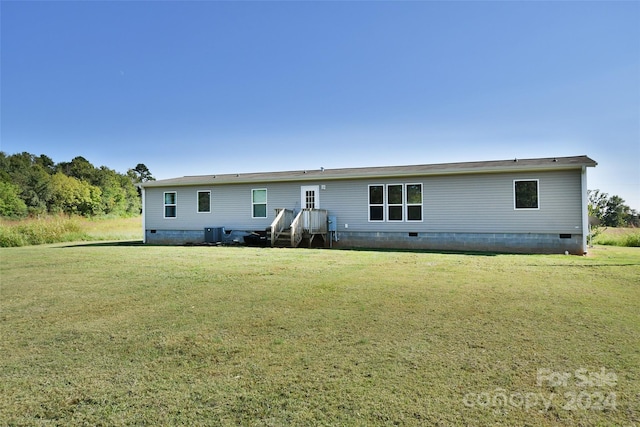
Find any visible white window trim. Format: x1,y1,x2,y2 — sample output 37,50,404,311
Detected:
368,184,385,222
387,183,404,222
513,179,540,210
251,188,268,219
368,183,424,222
164,191,177,219
406,182,423,222
197,190,211,214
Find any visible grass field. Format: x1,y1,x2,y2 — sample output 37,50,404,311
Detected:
1,242,639,426
0,216,142,247
592,227,640,247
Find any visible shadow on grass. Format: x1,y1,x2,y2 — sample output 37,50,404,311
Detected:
526,263,639,267
340,246,503,256
56,243,640,267
58,240,144,248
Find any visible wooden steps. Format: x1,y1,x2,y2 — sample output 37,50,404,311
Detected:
270,228,295,247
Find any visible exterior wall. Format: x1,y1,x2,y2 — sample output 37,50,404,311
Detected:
321,169,582,234
143,169,585,252
145,182,304,232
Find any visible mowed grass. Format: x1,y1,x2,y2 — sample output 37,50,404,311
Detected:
1,243,639,426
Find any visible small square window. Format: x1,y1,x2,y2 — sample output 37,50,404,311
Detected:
407,205,422,221
370,206,384,221
514,180,539,209
388,205,403,221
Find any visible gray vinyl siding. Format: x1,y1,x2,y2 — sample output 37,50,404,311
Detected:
424,170,581,233
317,169,582,234
145,182,304,231
144,169,582,235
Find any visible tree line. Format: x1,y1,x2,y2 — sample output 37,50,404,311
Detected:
1,152,638,227
588,189,639,228
0,152,155,218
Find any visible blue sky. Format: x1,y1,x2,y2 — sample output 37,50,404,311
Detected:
2,1,639,208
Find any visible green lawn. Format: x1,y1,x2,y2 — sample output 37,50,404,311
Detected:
1,243,638,426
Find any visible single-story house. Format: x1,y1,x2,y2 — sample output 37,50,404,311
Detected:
140,155,597,254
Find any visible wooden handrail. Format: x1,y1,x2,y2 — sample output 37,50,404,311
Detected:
290,210,304,248
270,208,294,246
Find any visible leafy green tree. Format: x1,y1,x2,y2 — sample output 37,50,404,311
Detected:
49,173,102,216
120,173,142,215
95,167,126,215
35,154,56,174
127,163,154,214
0,181,28,218
1,151,147,218
127,163,155,183
602,195,628,227
0,156,12,184
588,189,607,221
588,189,636,227
94,166,139,216
58,156,96,182
1,153,53,215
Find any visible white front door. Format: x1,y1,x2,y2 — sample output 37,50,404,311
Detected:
300,185,319,228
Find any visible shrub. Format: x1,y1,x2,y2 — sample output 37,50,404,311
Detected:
621,233,640,247
0,226,26,247
0,181,28,218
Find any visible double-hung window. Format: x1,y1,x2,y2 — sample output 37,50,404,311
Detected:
406,184,423,221
369,185,384,221
387,184,404,221
252,189,267,218
368,183,422,222
164,192,177,218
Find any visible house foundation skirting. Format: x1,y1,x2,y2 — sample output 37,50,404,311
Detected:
146,229,585,254
145,229,260,245
333,231,585,254
145,229,206,245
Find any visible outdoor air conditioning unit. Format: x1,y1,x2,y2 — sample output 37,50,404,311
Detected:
204,227,224,244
